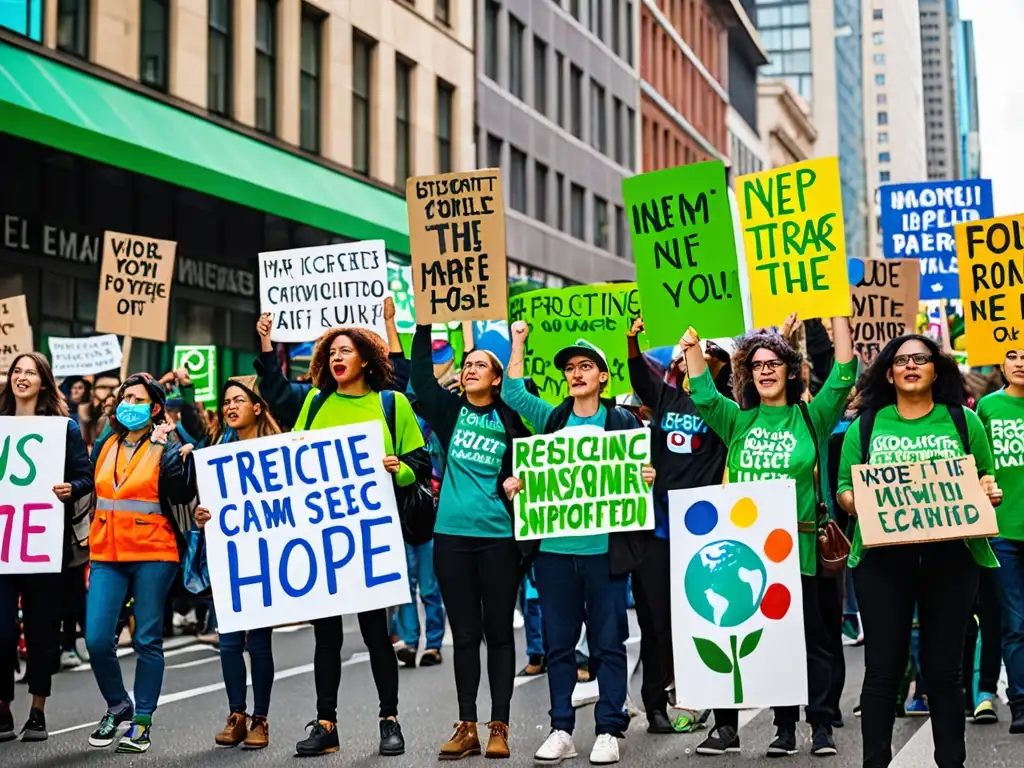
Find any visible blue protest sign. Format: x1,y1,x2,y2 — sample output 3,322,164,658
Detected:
193,423,410,633
879,180,993,300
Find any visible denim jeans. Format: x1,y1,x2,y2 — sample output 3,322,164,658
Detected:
991,537,1024,708
220,628,274,717
85,560,178,717
394,540,445,650
522,573,545,659
843,565,859,616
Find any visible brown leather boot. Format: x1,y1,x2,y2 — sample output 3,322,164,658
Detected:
439,721,480,760
214,712,247,747
243,717,269,749
485,721,510,759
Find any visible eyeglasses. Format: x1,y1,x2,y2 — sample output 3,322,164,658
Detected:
751,359,785,373
564,361,597,374
893,353,933,368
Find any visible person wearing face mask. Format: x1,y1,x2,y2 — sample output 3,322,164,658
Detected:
84,373,197,754
683,314,856,759
409,323,531,760
0,354,94,743
503,322,656,767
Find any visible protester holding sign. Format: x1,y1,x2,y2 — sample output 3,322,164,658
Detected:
85,373,197,754
976,348,1024,734
682,314,855,758
409,323,530,759
836,335,1002,767
0,353,93,743
291,325,429,759
503,322,655,766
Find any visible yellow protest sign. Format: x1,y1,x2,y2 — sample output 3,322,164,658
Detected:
736,156,851,326
956,213,1024,365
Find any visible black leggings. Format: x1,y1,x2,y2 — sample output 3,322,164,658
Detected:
631,538,674,716
313,609,398,722
0,573,62,702
433,534,521,724
963,564,1002,705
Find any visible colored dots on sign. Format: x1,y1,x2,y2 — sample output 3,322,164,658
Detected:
763,528,793,563
684,500,718,536
760,583,791,621
729,497,758,528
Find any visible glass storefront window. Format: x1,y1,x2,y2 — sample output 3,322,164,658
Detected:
0,0,43,41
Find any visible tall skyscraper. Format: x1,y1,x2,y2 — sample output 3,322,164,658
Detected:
919,0,961,180
956,18,981,179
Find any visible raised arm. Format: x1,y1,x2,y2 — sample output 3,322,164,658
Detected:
680,326,739,441
410,324,460,422
830,316,854,366
503,321,556,432
626,317,665,409
253,312,311,426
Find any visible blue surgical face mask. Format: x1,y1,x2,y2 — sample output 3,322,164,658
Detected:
116,401,152,431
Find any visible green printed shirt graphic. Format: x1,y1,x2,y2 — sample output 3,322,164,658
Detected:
838,404,998,567
434,405,512,538
978,390,1024,541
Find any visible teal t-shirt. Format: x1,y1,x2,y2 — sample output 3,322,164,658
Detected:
434,404,512,537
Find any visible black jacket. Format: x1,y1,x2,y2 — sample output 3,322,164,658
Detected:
62,419,95,565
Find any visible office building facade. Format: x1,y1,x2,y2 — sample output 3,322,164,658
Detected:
955,18,980,179
919,0,960,180
727,0,770,178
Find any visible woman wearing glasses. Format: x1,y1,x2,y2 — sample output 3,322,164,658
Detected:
837,335,1001,768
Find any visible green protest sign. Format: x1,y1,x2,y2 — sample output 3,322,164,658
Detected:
513,428,654,540
622,160,745,347
508,283,643,404
173,345,218,405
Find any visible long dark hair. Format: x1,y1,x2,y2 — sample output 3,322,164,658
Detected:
216,379,281,442
109,372,168,434
309,327,395,393
0,353,69,417
730,329,804,408
854,334,965,416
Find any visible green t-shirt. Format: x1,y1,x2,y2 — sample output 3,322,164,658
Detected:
294,388,424,487
838,404,998,567
434,405,511,537
690,359,857,577
977,390,1024,542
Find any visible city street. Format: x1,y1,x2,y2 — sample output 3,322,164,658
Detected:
3,621,1022,768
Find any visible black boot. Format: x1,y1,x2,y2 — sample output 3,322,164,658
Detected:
647,709,677,734
379,718,405,756
20,708,47,741
295,720,339,756
0,702,15,743
767,724,798,757
1010,705,1024,735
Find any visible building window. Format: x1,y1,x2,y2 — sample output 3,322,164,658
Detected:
140,0,169,90
555,172,565,230
535,162,549,223
611,0,621,55
877,93,887,105
593,196,609,249
533,36,547,116
1,0,43,40
435,0,449,25
395,57,413,185
208,0,232,116
875,74,886,86
570,64,583,139
555,52,565,128
590,0,604,41
872,32,884,45
509,14,525,100
873,8,883,19
57,0,88,57
626,106,636,170
570,0,580,20
880,171,891,182
873,53,885,65
615,204,626,257
878,131,889,144
255,0,275,133
570,184,586,240
352,31,375,174
486,134,503,169
613,97,624,165
626,0,634,64
437,79,454,173
877,111,888,125
879,151,891,163
484,0,499,82
299,7,323,152
510,146,527,213
590,79,607,153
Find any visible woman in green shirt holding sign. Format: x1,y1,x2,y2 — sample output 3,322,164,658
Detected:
682,314,856,759
837,335,1002,768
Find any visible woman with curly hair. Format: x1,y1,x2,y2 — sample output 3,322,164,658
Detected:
682,313,856,759
837,335,1002,768
291,323,428,759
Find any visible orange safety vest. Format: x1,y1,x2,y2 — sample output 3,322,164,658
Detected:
89,437,180,563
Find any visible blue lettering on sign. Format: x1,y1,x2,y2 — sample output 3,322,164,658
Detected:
362,517,401,588
279,538,318,598
228,536,271,612
322,525,356,594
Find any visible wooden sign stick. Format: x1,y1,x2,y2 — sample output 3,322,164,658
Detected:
120,335,133,381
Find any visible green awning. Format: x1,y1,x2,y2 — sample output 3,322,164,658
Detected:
0,41,411,254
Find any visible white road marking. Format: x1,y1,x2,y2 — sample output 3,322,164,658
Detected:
165,656,221,670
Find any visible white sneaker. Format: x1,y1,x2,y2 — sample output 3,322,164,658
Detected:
61,650,82,669
534,729,578,764
589,734,620,765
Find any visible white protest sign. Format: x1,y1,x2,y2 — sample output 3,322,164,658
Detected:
258,240,388,343
669,480,806,709
0,417,68,574
194,422,410,633
48,335,123,377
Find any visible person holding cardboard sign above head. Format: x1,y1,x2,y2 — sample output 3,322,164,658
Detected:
503,321,656,767
682,313,855,759
0,353,93,744
836,335,1002,768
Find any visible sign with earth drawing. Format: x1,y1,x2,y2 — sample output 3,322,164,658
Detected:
668,480,807,708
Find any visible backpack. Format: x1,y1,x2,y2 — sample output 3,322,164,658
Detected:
859,403,970,465
304,389,436,545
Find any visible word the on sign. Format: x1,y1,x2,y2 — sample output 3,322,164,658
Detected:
850,258,920,366
95,231,178,342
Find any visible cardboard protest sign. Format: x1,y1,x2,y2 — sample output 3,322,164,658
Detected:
737,157,850,326
852,455,998,547
407,169,508,324
955,213,1024,365
849,258,920,366
512,428,654,539
0,417,68,574
173,345,218,405
668,480,806,708
508,283,642,404
259,240,388,343
95,232,177,342
0,295,32,371
622,160,745,346
194,423,410,633
48,335,123,377
881,180,993,300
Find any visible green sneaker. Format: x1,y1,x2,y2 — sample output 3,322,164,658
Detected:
671,709,711,733
116,721,152,753
88,703,134,748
